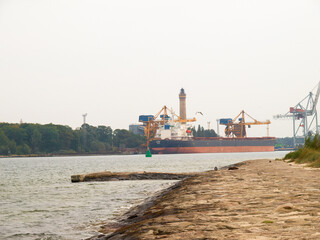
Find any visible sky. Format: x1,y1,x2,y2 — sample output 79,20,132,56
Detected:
0,0,320,138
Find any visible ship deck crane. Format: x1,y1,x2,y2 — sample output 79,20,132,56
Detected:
140,106,196,149
220,110,271,138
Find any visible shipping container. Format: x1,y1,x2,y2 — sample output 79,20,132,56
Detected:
290,107,305,113
139,115,154,122
160,114,170,119
219,118,233,125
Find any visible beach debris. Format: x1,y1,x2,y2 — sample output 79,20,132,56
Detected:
228,166,239,170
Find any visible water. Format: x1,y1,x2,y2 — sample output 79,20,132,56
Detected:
0,151,288,240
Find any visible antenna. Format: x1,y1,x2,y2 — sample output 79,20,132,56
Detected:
82,113,88,151
82,113,87,125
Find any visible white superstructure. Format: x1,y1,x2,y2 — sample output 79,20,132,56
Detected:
155,119,193,140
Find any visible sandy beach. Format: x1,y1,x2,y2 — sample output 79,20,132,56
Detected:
92,159,320,240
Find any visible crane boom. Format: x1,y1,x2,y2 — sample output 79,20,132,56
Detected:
221,110,271,138
273,81,320,147
312,81,320,115
143,105,196,149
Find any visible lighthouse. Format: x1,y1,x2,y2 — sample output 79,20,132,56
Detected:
179,88,186,123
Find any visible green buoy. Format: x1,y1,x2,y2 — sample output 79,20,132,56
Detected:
146,148,152,157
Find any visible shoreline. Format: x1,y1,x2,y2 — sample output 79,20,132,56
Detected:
0,152,145,159
0,149,288,159
89,159,320,240
91,179,187,239
88,162,242,239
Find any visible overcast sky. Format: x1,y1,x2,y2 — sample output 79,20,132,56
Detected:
0,0,320,137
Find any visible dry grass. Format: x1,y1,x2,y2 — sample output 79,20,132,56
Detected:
284,135,320,168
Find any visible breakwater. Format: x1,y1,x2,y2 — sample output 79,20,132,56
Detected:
92,159,320,240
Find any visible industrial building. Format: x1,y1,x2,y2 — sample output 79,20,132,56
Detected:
129,124,145,136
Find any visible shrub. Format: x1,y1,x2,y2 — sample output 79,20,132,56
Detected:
283,134,320,168
284,148,302,160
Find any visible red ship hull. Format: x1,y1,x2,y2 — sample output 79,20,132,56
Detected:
151,146,274,154
150,137,276,154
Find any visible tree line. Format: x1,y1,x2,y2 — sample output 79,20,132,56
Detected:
275,137,305,149
191,125,218,137
5,122,293,156
0,123,146,156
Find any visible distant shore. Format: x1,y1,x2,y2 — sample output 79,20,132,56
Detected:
0,149,290,158
91,159,320,240
0,151,145,158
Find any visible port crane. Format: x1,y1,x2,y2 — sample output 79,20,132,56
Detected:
220,110,271,138
274,81,320,147
139,105,196,149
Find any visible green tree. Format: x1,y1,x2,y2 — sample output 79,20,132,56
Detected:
40,124,60,153
16,144,31,155
89,140,106,152
113,129,146,148
192,125,217,137
71,130,81,152
31,128,42,152
97,126,113,150
97,126,113,144
0,130,17,155
79,124,113,153
56,125,75,151
0,122,146,155
0,130,10,155
1,124,27,145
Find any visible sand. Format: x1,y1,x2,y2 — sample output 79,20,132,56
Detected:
91,159,320,240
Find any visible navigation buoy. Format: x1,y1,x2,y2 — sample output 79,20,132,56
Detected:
146,148,152,157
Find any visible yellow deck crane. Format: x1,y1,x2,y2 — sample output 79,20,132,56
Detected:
139,106,196,150
220,110,271,138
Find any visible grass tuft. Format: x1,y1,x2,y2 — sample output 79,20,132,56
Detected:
283,134,320,168
262,220,274,224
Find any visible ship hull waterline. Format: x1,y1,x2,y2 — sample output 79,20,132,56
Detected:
149,137,276,154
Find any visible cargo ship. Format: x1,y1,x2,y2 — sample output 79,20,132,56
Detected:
148,119,275,154
140,88,276,154
150,137,276,154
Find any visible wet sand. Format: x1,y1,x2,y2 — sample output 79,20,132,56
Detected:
92,159,320,240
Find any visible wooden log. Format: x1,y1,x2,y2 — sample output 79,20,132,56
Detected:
71,171,196,183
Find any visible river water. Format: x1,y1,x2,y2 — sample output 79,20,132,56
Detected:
0,152,288,240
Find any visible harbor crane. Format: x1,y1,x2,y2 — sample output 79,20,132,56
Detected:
274,81,320,147
139,105,196,149
220,110,271,138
